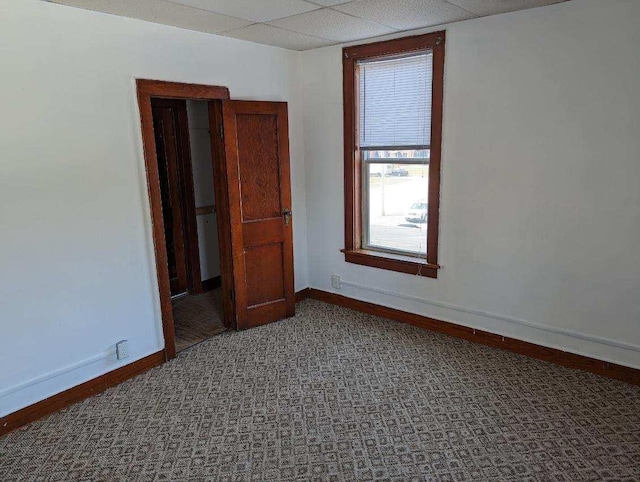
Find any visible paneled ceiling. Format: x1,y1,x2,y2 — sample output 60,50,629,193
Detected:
46,0,570,51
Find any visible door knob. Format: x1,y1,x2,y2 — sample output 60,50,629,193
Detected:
283,208,292,227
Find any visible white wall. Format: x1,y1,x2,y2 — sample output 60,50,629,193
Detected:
2,0,639,420
0,0,308,416
300,0,640,369
185,100,221,281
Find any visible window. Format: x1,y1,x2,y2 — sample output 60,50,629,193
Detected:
342,32,445,278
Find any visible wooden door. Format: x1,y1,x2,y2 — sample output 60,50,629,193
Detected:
151,99,201,296
212,101,295,329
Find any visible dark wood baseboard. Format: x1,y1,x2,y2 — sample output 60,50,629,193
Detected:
308,289,640,386
1,289,315,437
295,287,311,303
4,289,636,438
201,276,222,292
0,351,165,437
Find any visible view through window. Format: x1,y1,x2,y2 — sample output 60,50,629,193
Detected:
363,149,430,255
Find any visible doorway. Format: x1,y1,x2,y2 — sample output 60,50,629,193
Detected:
137,80,296,361
151,97,226,352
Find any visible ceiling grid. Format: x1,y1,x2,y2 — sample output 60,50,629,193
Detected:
46,0,570,50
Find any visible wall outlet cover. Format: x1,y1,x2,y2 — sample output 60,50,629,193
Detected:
116,340,129,360
331,275,341,289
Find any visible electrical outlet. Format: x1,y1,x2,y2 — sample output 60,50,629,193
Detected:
116,340,129,360
331,275,341,289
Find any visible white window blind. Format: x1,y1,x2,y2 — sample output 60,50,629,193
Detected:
358,52,433,149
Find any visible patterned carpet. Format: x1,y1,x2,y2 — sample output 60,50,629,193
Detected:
1,299,639,481
173,288,226,352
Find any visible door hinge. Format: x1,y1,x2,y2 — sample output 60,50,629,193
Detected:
218,124,224,139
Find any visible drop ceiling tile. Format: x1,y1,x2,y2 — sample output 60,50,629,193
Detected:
50,0,252,33
446,0,568,16
268,8,396,43
167,0,321,22
223,23,336,50
306,0,354,6
335,0,476,30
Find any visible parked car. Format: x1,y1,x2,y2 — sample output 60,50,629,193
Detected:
405,201,428,223
388,167,409,176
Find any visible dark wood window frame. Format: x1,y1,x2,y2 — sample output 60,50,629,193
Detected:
342,31,445,278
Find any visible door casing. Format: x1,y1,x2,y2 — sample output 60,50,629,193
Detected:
137,79,233,360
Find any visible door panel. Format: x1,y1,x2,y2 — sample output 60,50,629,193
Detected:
242,218,283,247
236,114,283,221
152,105,189,295
151,99,202,297
245,243,285,306
216,100,295,329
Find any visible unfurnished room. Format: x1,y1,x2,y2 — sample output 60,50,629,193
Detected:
1,0,639,480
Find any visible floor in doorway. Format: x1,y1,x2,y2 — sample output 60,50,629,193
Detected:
172,288,226,352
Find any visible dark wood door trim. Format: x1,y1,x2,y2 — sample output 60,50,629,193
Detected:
208,102,237,330
137,79,230,360
151,98,202,296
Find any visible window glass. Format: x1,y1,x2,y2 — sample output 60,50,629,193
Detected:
364,158,429,255
358,51,433,256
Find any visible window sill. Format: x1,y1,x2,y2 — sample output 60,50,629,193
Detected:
341,249,439,278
